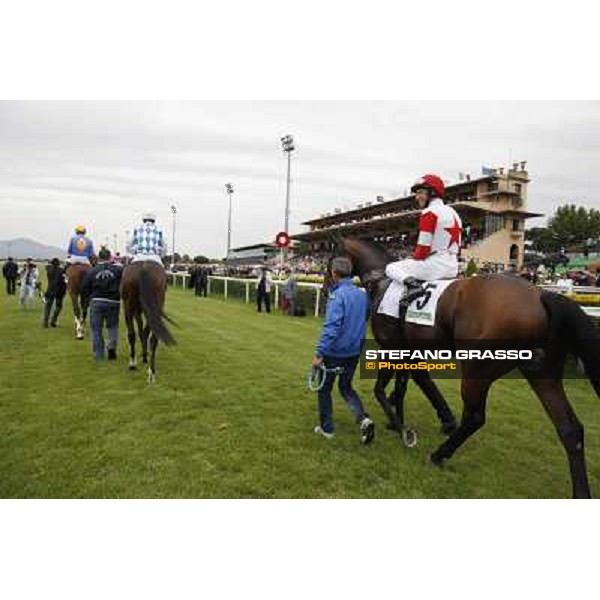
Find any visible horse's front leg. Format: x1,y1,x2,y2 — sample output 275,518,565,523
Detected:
431,377,490,466
390,373,419,448
411,370,458,435
391,372,408,428
373,369,400,430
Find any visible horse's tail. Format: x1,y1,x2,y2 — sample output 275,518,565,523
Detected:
541,291,600,396
139,266,176,346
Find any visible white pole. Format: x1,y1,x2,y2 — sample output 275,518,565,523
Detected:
226,184,234,261
315,287,321,317
171,204,177,271
284,150,291,234
227,192,232,257
279,247,284,280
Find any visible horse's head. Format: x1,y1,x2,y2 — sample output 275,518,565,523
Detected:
323,235,390,292
323,233,352,290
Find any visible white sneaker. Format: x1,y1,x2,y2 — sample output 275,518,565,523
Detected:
314,425,334,439
359,417,375,445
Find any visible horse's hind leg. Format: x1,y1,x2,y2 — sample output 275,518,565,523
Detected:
430,377,491,466
142,323,151,364
147,332,158,384
411,370,458,434
526,377,590,499
135,314,148,363
71,294,84,340
126,313,137,370
80,295,89,337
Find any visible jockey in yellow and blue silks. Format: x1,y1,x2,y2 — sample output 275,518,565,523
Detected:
67,225,95,266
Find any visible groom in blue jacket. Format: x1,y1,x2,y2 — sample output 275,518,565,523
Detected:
312,256,375,444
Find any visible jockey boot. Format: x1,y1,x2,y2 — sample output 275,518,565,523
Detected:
400,277,425,308
404,276,422,291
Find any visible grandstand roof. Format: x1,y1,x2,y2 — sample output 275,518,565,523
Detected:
230,242,277,252
301,175,497,228
293,169,541,243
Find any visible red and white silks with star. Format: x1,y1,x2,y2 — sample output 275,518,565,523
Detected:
385,198,462,285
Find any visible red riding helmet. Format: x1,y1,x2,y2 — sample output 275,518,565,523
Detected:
411,174,445,199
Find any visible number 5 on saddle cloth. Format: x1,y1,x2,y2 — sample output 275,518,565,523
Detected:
377,278,456,326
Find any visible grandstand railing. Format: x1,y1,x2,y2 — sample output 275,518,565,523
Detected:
539,284,599,295
169,273,326,316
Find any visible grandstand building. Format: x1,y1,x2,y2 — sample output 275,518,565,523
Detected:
227,242,278,265
292,162,543,270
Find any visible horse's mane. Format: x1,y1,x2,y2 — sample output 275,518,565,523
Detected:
344,236,393,264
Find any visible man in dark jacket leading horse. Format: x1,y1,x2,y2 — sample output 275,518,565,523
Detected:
81,246,123,361
43,258,67,328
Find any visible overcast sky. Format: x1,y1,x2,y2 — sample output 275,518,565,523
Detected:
1,100,599,258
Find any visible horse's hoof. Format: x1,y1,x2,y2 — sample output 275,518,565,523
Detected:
129,363,137,371
401,427,418,448
386,422,400,432
147,369,156,385
142,357,148,364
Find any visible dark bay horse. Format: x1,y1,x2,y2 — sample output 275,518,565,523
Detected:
120,261,176,384
66,263,91,339
324,255,458,447
338,236,600,498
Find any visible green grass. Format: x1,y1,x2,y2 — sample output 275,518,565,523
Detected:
1,283,599,498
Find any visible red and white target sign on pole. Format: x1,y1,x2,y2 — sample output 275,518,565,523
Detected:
275,231,291,248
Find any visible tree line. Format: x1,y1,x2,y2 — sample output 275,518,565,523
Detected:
526,204,600,255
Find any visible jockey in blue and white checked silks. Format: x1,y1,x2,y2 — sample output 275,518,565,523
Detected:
127,212,167,265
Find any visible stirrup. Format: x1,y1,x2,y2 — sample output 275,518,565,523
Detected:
399,278,426,309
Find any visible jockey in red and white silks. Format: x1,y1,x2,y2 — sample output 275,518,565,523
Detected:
385,174,462,286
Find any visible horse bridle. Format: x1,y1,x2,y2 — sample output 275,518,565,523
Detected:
360,269,385,294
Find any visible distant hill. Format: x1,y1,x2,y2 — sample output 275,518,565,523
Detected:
0,238,67,261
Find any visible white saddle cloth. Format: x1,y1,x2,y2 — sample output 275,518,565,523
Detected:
132,254,164,265
377,279,456,326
